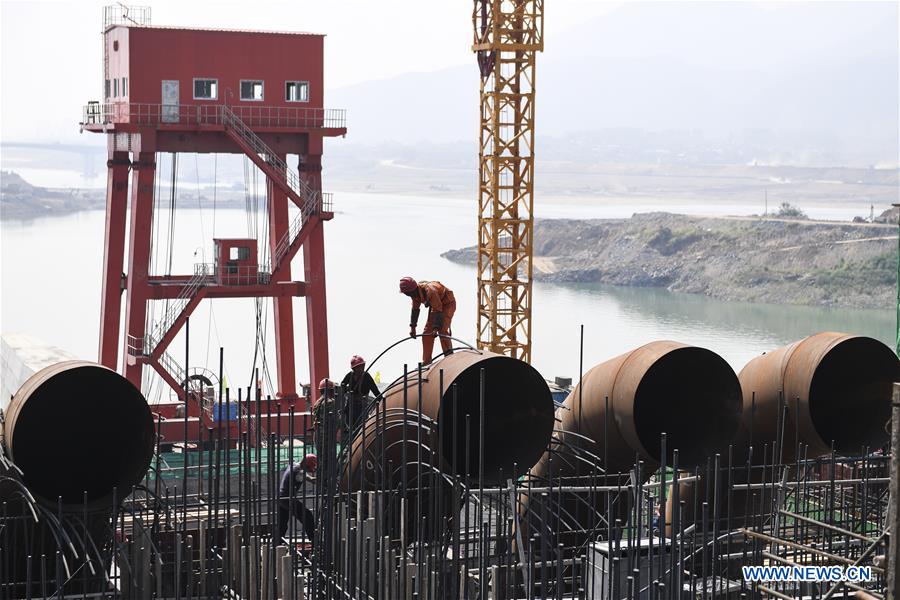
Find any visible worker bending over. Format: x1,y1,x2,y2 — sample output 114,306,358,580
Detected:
340,355,380,435
399,277,457,364
276,454,317,543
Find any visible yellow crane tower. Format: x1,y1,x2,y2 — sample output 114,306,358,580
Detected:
472,0,544,363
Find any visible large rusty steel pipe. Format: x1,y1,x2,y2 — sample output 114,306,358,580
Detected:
348,349,555,485
539,341,743,477
523,341,741,554
344,350,554,540
342,405,453,543
735,332,899,458
3,361,155,507
667,332,899,539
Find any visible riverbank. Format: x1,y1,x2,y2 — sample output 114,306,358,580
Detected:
442,212,898,310
0,170,248,220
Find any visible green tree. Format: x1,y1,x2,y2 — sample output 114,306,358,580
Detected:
776,202,807,219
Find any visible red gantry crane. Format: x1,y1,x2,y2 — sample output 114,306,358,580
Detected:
83,6,345,439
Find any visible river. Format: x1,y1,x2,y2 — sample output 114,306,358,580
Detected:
1,192,894,402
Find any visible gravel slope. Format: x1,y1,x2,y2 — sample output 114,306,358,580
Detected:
442,212,898,309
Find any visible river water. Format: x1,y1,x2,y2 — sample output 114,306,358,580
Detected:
1,192,894,402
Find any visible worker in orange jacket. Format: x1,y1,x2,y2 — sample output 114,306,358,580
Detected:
399,277,457,364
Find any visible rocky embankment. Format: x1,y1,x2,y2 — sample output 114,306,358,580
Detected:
442,212,898,309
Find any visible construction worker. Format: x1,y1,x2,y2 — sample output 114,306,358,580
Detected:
313,378,337,457
276,454,317,543
399,277,457,364
340,355,380,434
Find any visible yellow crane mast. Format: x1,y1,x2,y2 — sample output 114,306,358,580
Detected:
472,0,544,363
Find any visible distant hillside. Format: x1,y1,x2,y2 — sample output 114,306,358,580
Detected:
0,171,104,219
330,2,898,167
0,171,249,220
442,213,898,310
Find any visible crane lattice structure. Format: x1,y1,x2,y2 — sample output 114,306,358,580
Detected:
472,0,543,362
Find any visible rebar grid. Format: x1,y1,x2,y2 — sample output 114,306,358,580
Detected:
0,370,890,599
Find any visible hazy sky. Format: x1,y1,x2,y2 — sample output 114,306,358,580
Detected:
1,0,896,152
0,0,618,142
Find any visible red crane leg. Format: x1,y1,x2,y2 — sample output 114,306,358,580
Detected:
98,150,130,369
304,220,329,401
300,152,328,403
122,148,157,389
267,162,299,400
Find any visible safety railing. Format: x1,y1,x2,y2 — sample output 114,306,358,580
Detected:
126,333,187,392
190,262,272,286
219,106,332,271
270,187,332,270
126,331,160,358
272,211,307,269
103,4,151,29
81,102,346,130
220,106,324,206
143,268,210,355
157,350,186,390
126,334,145,357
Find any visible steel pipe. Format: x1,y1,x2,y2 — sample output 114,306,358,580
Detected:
347,349,555,486
343,350,555,540
536,341,743,478
3,360,155,507
667,332,899,538
735,331,899,458
524,341,742,554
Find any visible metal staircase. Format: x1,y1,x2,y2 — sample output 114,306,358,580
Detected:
143,266,209,355
221,105,332,275
156,348,187,394
221,106,327,214
140,107,330,398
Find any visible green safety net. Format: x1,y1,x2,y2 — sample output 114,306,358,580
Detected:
150,445,328,480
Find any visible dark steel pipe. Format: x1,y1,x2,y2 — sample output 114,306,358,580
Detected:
536,341,743,477
347,349,555,486
343,350,555,540
667,332,899,537
525,341,742,556
3,360,155,507
734,331,898,458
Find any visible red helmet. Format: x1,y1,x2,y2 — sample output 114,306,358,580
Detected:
318,378,334,391
399,277,418,294
350,355,365,369
301,454,318,472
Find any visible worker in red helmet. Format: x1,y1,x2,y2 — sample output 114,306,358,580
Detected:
340,355,381,434
317,378,335,403
313,378,337,456
276,454,317,542
312,378,335,425
399,277,457,364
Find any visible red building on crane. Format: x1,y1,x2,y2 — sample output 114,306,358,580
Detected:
82,7,346,423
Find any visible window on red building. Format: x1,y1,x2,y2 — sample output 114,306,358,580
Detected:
193,79,218,100
285,81,309,103
240,80,264,101
229,246,251,261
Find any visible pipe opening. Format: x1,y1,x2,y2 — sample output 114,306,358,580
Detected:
10,365,154,505
439,356,554,482
809,337,898,453
634,347,742,468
